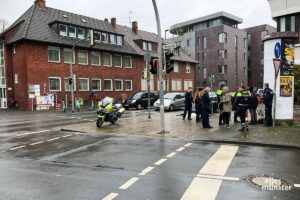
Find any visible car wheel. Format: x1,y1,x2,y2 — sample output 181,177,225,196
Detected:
169,104,174,111
137,104,142,110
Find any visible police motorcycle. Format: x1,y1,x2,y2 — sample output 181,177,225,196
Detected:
96,97,126,128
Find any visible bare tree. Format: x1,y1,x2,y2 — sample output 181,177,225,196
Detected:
0,19,9,33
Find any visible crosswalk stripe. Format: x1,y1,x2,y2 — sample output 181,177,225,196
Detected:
102,193,119,200
181,145,239,200
197,174,240,181
295,184,300,188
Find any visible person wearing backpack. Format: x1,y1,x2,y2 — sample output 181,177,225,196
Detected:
235,86,251,131
249,87,258,125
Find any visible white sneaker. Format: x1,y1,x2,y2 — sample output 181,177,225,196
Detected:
226,125,231,128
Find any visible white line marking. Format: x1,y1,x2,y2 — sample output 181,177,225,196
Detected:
166,152,177,158
16,130,50,137
119,177,140,190
181,145,239,200
294,184,300,188
197,174,240,181
10,145,26,150
0,120,33,126
184,143,192,147
47,137,60,142
62,134,73,138
0,150,6,153
76,118,82,120
29,141,44,146
102,193,119,200
154,158,167,166
139,166,155,176
176,147,185,152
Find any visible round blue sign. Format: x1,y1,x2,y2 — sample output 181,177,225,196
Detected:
274,42,281,58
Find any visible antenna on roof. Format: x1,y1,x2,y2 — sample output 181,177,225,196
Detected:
129,10,135,26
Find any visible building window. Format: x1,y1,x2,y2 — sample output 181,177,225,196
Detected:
202,36,207,49
187,39,190,47
79,78,89,91
184,80,193,90
198,67,201,75
63,48,74,64
77,28,85,39
103,54,112,67
102,32,108,43
59,24,67,36
244,38,247,48
202,52,207,64
125,80,133,91
247,34,251,44
78,50,88,65
261,31,268,40
49,77,61,91
114,55,122,67
186,63,191,73
104,79,113,91
68,26,76,38
115,79,123,91
91,52,100,66
110,34,116,44
172,80,182,91
143,42,147,50
218,32,227,43
203,68,207,78
143,41,153,51
218,65,227,74
124,56,132,68
235,36,238,47
92,79,101,91
117,35,123,45
64,77,76,91
174,62,179,72
48,46,60,63
218,49,227,59
280,17,286,32
291,16,296,32
244,53,247,62
94,31,101,42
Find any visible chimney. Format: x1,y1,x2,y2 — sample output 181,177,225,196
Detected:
35,0,46,10
111,17,117,28
104,18,108,23
132,21,138,34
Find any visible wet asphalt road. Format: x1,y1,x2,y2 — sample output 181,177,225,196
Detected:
0,110,300,200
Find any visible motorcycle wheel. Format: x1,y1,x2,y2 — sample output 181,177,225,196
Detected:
96,119,104,128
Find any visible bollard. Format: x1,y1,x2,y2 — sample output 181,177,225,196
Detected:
62,99,66,113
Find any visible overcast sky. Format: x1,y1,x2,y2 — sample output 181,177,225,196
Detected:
0,0,276,37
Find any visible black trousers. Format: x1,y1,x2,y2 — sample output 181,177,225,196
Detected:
202,107,210,127
183,103,192,120
219,112,224,124
223,112,231,125
195,105,202,121
238,107,247,126
265,104,272,126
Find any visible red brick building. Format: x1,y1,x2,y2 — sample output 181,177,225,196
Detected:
0,0,196,110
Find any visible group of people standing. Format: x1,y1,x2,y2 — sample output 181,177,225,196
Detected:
182,83,274,131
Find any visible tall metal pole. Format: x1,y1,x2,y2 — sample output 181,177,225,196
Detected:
152,0,165,132
147,61,151,119
273,76,277,128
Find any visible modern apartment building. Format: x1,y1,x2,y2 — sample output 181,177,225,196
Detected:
169,12,248,90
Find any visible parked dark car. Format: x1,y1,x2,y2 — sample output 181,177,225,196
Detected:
123,91,158,110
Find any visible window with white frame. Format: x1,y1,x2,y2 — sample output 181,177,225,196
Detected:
114,55,122,67
68,26,76,38
202,36,207,49
0,42,5,86
218,49,227,59
218,65,227,74
141,77,154,91
49,77,61,91
64,77,76,91
102,33,108,43
48,46,60,63
124,56,132,68
125,80,132,91
79,78,89,91
218,32,227,43
78,50,88,65
172,80,182,91
110,34,116,44
104,79,113,91
184,80,193,90
91,52,100,66
143,41,152,51
148,43,152,51
143,41,147,50
186,63,191,73
59,24,67,36
77,28,85,39
115,79,123,91
103,54,112,66
117,35,123,45
92,79,101,91
63,48,74,64
94,31,101,42
174,62,179,72
280,17,286,32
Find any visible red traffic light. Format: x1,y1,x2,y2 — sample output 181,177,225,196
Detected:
149,59,158,68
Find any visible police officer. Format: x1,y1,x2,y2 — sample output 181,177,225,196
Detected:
263,83,273,126
235,86,251,131
183,87,193,120
217,84,225,125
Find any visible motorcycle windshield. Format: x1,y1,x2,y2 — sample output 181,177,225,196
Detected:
101,97,113,107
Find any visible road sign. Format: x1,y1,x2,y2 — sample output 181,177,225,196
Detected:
144,51,151,62
274,42,281,58
163,43,176,50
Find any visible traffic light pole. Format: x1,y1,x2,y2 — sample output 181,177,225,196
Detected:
152,0,165,132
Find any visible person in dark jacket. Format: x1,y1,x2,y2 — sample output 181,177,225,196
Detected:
263,83,273,126
235,86,251,131
202,87,213,128
194,88,203,122
183,87,193,120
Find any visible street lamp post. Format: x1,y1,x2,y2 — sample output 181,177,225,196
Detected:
152,0,165,133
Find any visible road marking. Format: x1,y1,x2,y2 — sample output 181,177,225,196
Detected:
0,120,34,126
16,130,50,137
184,143,192,147
62,134,73,138
176,147,185,152
139,166,155,176
181,145,239,200
47,137,60,142
102,193,119,200
166,152,177,158
294,184,300,188
29,141,44,146
154,158,167,166
10,145,26,150
0,150,6,153
197,174,240,181
119,177,140,190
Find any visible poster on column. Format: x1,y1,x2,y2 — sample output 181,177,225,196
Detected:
280,76,293,97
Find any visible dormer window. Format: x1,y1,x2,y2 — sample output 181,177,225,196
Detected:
148,43,152,51
117,35,123,45
94,31,101,42
77,28,85,39
143,41,152,51
110,34,116,44
68,26,76,38
102,33,108,43
59,24,67,36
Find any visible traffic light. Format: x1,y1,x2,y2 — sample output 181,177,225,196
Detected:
165,52,174,73
149,58,158,74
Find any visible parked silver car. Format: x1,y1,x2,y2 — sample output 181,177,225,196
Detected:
154,92,185,111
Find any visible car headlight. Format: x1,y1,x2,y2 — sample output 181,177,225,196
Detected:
131,100,136,103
